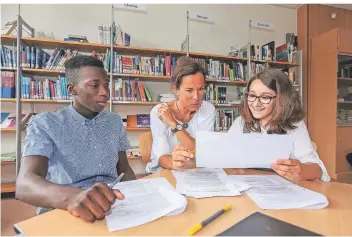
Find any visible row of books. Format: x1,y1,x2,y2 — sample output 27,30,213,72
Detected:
1,45,52,69
3,75,242,104
1,112,32,129
1,45,17,68
0,71,15,98
207,60,245,81
203,84,227,104
112,78,152,102
21,76,71,100
215,109,236,131
237,42,294,63
250,62,266,76
105,53,172,76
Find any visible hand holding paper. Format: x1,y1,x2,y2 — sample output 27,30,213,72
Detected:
172,144,195,171
271,159,304,182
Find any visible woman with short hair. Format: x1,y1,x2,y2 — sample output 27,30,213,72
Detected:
146,56,216,173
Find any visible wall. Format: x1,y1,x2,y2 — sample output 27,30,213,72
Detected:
297,4,352,126
1,4,297,153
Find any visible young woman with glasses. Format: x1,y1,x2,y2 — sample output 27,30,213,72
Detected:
228,69,330,182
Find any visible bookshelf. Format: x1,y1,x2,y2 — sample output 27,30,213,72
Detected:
0,128,17,133
1,161,16,165
310,28,352,181
1,183,16,193
1,29,300,194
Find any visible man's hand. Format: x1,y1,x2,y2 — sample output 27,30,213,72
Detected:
66,183,124,222
171,144,195,171
158,104,177,128
271,159,304,182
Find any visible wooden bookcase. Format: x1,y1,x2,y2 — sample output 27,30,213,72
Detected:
1,34,300,193
310,28,352,180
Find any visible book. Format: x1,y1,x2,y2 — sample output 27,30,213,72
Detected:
1,152,16,162
136,114,150,128
217,212,321,236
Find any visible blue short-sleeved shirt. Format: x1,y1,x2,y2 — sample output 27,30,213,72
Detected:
23,104,131,189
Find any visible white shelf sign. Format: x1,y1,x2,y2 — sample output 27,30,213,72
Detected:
189,12,214,23
113,4,147,12
251,20,274,30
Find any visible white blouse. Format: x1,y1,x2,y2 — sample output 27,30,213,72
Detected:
228,116,331,181
146,101,216,173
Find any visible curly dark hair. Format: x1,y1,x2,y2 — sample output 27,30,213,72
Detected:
65,55,105,85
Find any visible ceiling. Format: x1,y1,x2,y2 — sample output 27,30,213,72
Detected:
273,4,352,11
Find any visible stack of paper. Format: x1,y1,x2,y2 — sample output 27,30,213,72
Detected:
222,175,251,192
172,168,241,198
233,175,329,209
105,178,187,232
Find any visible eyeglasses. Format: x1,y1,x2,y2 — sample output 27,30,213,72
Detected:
245,93,276,104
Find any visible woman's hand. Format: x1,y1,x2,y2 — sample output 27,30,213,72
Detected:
171,144,195,171
271,159,305,182
158,104,177,128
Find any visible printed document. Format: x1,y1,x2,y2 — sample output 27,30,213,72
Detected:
172,168,241,198
105,178,187,232
233,175,329,209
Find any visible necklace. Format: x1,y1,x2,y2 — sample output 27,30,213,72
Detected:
175,101,196,129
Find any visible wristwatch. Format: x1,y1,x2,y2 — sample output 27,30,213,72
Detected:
171,123,183,133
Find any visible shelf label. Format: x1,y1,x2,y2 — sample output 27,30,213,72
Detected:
189,11,214,23
251,20,274,30
113,4,147,12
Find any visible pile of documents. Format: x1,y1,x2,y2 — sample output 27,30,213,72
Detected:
233,175,329,209
105,177,187,232
171,168,249,198
105,170,329,232
171,168,328,210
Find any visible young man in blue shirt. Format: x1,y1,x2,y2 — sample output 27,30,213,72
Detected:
16,55,136,223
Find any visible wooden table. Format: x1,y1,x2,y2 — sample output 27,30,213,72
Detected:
14,169,352,236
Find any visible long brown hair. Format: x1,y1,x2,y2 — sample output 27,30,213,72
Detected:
240,69,305,134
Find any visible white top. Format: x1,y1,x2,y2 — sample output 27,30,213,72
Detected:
146,101,216,173
228,116,331,182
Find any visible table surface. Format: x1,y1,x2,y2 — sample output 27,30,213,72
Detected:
14,169,352,236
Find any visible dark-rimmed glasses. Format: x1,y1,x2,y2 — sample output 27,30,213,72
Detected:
245,93,276,104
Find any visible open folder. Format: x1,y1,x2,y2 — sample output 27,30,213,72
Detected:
196,131,294,169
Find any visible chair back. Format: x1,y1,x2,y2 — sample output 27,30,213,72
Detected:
139,132,153,164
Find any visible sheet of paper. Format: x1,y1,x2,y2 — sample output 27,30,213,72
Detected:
172,168,241,198
196,131,294,169
232,175,329,210
110,177,185,215
221,176,251,192
105,178,187,232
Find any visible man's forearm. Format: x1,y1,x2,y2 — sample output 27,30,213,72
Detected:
16,174,80,210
